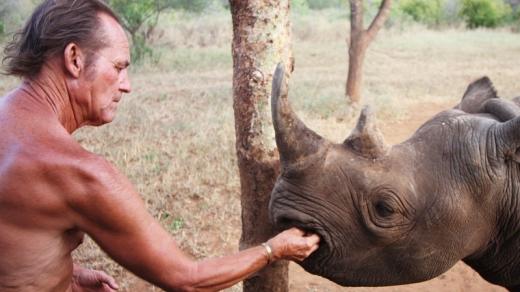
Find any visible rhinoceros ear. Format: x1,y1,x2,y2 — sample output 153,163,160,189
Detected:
457,77,520,122
512,96,520,107
455,76,497,113
343,106,389,159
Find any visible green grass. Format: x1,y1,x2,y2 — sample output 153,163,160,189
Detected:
1,8,519,291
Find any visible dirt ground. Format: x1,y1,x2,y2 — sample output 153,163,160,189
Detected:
287,101,507,292
289,261,505,291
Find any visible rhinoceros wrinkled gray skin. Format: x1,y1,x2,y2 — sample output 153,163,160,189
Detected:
268,63,520,291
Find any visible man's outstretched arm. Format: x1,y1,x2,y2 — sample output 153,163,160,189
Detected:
65,154,319,291
182,228,318,291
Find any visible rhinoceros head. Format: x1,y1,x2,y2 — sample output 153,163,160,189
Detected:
269,64,520,287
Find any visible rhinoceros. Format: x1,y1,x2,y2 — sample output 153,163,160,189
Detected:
268,64,520,291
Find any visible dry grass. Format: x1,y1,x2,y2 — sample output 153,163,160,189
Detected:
1,8,520,291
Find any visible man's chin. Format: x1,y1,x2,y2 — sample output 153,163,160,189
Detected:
101,116,116,125
88,114,116,127
99,110,117,124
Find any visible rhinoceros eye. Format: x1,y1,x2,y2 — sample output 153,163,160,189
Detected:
363,187,413,238
374,200,395,218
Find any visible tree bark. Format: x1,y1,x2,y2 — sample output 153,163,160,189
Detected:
229,1,292,291
346,0,392,104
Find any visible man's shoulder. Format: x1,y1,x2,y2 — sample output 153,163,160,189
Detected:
7,134,98,171
0,130,115,193
0,135,123,217
0,133,113,224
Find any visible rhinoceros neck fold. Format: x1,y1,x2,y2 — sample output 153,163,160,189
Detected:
464,176,520,289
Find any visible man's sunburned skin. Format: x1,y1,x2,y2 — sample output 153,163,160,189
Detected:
0,85,92,291
0,8,320,292
0,12,139,291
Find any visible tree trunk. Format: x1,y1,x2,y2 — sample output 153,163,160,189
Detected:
346,0,392,104
346,31,368,104
229,1,292,291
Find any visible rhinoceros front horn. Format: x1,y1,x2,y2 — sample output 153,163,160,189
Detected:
271,63,325,168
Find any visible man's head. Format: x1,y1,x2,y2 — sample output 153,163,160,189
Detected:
3,0,119,79
3,0,131,127
72,12,131,125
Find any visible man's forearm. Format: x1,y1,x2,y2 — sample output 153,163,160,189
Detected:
146,228,317,291
181,245,271,291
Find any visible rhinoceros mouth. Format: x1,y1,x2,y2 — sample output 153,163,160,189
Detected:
271,210,333,266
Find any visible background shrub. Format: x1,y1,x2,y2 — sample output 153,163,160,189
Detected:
399,0,444,26
0,0,32,39
168,0,208,13
510,7,520,31
460,0,511,28
306,0,346,10
292,0,310,13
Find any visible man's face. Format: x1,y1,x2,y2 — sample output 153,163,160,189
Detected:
82,13,131,126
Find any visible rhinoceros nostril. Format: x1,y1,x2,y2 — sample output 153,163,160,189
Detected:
278,216,291,225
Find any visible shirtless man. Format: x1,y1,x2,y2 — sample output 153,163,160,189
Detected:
0,0,320,291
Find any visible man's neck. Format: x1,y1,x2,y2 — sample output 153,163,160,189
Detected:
18,63,80,133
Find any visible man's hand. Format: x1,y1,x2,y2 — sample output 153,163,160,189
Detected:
72,264,119,292
267,228,320,262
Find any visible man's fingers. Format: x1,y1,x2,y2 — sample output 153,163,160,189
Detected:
103,283,119,292
308,243,319,255
306,234,320,245
96,271,119,290
106,278,119,290
288,227,305,236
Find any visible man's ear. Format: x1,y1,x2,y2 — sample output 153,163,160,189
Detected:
63,43,85,78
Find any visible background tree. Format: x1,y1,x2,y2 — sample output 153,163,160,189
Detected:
109,0,165,61
346,0,392,104
108,0,207,62
0,0,30,40
229,0,292,291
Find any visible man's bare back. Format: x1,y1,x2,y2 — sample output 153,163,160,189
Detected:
0,1,320,291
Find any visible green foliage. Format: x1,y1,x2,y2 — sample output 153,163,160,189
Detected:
399,0,444,26
108,0,216,63
170,0,207,13
0,2,11,36
306,0,346,10
365,0,408,28
511,6,520,19
108,0,162,62
511,7,520,31
0,0,28,38
460,0,511,28
292,0,310,13
109,0,157,34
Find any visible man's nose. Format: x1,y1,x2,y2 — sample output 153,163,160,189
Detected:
120,73,131,93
